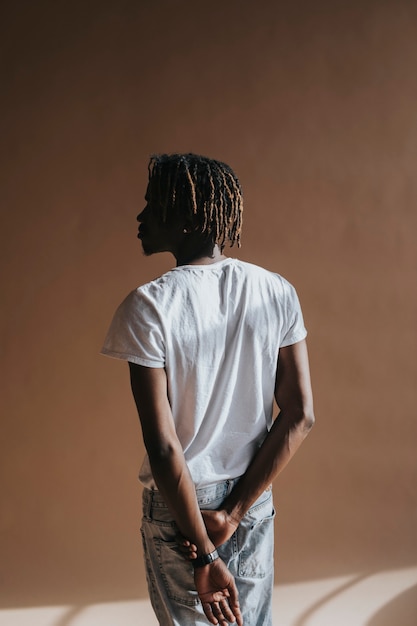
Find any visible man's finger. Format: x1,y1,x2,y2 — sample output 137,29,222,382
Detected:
218,598,236,623
226,582,243,626
201,601,219,625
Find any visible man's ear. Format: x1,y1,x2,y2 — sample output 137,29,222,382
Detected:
182,219,201,234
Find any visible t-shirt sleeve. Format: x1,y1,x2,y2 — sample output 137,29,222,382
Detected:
100,290,165,367
280,279,308,347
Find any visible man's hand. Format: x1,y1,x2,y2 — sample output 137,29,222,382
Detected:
202,510,240,547
194,559,243,626
178,510,239,559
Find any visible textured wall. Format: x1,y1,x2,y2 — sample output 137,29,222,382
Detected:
1,0,416,607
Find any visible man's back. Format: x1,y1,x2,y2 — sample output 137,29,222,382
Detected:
102,258,307,488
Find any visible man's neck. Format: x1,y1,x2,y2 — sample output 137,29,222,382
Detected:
175,243,226,267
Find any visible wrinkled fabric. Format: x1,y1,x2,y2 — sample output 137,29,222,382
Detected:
102,258,306,488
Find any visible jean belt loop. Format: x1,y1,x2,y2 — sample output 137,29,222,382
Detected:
144,488,153,519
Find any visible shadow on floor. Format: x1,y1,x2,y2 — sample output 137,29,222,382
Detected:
291,573,370,626
366,583,417,626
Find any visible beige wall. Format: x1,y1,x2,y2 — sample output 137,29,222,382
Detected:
1,0,416,607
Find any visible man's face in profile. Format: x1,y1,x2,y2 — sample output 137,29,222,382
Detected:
137,183,185,256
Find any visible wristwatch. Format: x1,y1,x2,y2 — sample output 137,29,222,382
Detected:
192,549,220,568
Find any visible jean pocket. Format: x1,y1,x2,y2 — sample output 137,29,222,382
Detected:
153,538,200,607
237,493,276,579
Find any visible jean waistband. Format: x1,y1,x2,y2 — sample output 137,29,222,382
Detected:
142,477,242,517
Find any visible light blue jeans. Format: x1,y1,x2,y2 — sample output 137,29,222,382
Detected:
141,478,275,625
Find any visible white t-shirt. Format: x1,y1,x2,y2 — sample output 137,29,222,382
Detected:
101,258,307,488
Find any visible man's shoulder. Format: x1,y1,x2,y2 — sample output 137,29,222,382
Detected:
234,259,284,283
233,260,300,301
123,268,189,316
133,268,178,296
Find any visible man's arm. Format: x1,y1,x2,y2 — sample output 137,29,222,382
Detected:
128,362,242,626
186,339,315,549
223,339,314,520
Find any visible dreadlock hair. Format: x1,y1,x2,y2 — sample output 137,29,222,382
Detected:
147,153,243,251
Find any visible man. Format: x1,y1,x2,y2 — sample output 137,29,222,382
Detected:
101,153,314,626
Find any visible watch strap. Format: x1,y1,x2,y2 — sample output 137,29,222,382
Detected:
192,548,220,568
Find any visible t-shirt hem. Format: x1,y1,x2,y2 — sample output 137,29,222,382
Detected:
100,348,165,368
280,329,307,348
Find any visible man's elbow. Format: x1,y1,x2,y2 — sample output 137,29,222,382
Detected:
288,403,315,434
300,407,315,433
146,438,183,469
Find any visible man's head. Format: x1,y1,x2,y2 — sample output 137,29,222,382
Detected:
142,153,243,253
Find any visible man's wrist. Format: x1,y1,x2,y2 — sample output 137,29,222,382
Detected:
222,505,243,528
192,548,220,569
